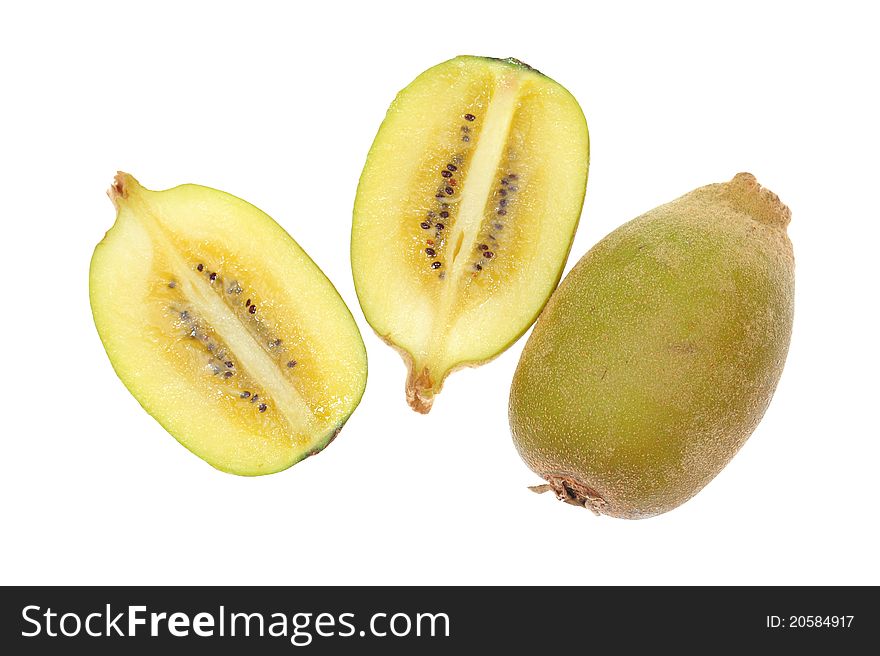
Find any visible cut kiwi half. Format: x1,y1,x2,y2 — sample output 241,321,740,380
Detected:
352,56,589,413
90,173,367,475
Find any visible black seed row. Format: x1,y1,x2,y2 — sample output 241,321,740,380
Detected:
461,113,475,143
471,173,520,273
234,390,267,413
192,264,259,316
177,306,245,387
174,262,310,414
421,155,467,274
497,174,518,220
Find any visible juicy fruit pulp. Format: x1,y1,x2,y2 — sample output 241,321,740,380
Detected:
352,56,589,413
90,174,367,475
509,173,794,519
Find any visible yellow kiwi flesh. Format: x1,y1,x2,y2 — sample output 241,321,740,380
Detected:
352,56,589,413
509,173,794,518
90,174,367,475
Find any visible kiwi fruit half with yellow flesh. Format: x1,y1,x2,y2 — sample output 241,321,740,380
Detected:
352,56,589,413
509,173,794,518
90,174,367,475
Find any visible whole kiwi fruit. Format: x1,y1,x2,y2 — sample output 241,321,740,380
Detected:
509,173,794,519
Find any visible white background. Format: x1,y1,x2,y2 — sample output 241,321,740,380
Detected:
1,1,877,586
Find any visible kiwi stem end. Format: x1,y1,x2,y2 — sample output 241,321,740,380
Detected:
529,476,607,516
108,171,133,209
405,366,435,414
725,172,791,230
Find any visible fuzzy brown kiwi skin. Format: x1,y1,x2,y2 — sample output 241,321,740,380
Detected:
509,173,794,519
